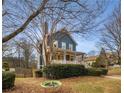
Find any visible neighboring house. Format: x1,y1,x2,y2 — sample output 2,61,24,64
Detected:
37,28,85,68
84,52,119,68
84,56,98,67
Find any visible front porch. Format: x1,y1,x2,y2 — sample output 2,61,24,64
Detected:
51,48,84,64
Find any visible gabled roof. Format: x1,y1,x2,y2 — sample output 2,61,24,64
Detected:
53,28,77,45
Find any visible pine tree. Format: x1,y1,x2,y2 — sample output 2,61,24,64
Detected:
95,48,108,68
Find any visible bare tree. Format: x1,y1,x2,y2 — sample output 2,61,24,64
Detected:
2,41,17,57
3,0,110,66
100,5,121,64
14,39,34,68
2,0,109,43
2,0,48,43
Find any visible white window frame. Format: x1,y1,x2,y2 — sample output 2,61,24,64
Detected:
62,42,66,50
53,41,58,48
69,44,73,51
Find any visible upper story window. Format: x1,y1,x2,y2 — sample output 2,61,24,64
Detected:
53,41,58,48
62,42,66,49
69,44,73,51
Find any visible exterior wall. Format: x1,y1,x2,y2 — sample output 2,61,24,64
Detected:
48,32,76,51
84,61,95,68
56,34,76,51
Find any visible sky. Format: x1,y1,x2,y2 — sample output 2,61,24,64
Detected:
76,0,119,54
3,0,120,56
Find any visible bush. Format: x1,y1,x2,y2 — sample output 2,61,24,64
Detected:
2,62,9,71
43,64,85,79
35,70,42,77
85,68,102,76
85,68,108,76
98,68,108,75
2,71,15,89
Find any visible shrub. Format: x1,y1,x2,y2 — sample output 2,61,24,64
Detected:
92,62,98,67
35,70,42,77
43,64,85,79
2,62,9,71
2,71,15,89
85,68,108,76
98,68,108,75
85,68,102,76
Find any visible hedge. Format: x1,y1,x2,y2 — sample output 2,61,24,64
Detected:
42,64,85,79
85,68,108,76
2,62,9,71
2,71,15,89
85,68,102,76
35,70,42,77
42,64,108,79
98,68,108,75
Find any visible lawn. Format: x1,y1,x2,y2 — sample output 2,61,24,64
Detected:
108,67,121,75
3,76,120,93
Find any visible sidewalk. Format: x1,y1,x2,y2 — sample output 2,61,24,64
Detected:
104,75,121,80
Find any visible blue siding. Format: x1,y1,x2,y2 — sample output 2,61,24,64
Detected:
54,32,76,51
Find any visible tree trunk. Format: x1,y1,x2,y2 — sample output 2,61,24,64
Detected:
42,39,47,66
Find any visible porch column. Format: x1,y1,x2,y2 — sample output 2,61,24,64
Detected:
63,50,66,64
69,54,71,62
74,52,76,64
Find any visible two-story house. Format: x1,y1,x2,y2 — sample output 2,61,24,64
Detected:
37,28,85,68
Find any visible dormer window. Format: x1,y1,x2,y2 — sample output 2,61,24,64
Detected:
62,42,66,49
53,41,58,48
69,44,73,51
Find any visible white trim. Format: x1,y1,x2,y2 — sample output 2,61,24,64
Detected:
63,50,66,64
69,43,73,51
62,42,66,50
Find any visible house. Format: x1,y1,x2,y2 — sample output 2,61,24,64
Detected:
84,56,98,67
84,52,119,68
37,28,85,69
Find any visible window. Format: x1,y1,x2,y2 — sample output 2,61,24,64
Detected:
71,56,74,61
53,41,58,48
62,42,66,49
69,44,73,51
66,55,70,61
